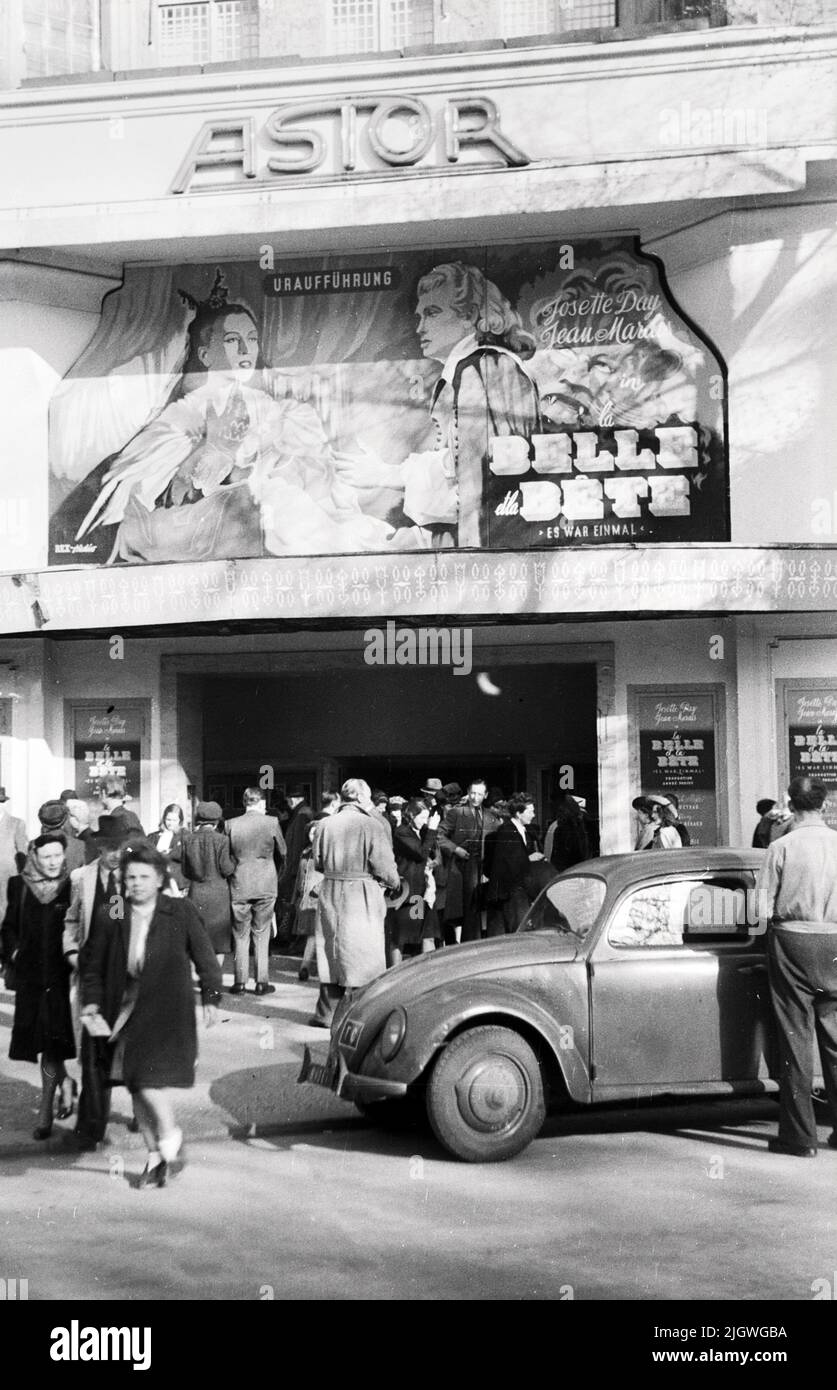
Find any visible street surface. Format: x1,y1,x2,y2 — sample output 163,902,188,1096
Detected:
1,959,835,1302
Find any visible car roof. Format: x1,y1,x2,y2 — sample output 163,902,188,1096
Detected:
556,848,764,896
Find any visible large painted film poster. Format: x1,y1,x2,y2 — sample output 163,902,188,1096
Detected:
48,239,728,567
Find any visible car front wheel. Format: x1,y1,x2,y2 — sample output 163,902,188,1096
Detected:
426,1025,546,1162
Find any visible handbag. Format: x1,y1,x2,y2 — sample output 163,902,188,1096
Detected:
2,957,17,992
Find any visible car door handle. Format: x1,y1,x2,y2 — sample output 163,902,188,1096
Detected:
736,963,768,975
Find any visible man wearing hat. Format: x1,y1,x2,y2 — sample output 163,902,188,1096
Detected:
443,782,464,804
0,786,28,926
420,777,444,807
62,813,138,1148
38,799,85,872
99,777,144,836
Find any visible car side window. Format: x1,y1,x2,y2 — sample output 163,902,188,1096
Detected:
682,874,755,944
607,882,686,948
608,874,757,949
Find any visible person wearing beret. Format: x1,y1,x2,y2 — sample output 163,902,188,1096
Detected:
80,840,222,1187
181,801,235,970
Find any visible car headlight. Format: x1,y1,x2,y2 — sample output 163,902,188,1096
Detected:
380,1007,407,1062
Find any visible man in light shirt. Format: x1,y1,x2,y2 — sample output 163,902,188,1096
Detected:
755,775,837,1157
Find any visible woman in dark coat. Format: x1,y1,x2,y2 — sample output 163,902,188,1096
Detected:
181,800,234,966
1,834,75,1139
388,798,441,966
543,792,590,873
80,841,222,1187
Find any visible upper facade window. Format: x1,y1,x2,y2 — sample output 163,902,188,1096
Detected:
158,0,259,65
23,0,100,78
501,0,617,34
328,0,435,53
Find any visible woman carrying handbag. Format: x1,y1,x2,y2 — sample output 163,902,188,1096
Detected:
80,840,222,1187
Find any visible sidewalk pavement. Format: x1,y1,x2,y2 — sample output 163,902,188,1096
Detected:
0,955,345,1160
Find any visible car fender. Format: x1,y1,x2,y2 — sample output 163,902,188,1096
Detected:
368,977,591,1103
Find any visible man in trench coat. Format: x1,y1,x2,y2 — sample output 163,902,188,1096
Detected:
310,778,399,1028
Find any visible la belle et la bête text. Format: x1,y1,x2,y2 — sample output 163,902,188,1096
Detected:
489,424,701,523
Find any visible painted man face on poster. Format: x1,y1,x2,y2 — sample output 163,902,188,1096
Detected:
415,279,474,363
335,261,540,548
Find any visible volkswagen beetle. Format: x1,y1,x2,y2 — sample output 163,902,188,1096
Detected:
299,849,796,1162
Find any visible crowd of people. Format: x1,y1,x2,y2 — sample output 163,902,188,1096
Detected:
2,770,837,1171
0,772,591,1180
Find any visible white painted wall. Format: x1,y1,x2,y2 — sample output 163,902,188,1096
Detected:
659,202,837,547
0,263,120,572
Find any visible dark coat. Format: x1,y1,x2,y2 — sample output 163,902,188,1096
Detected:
80,893,221,1090
3,875,75,1063
437,803,501,922
182,827,234,952
484,821,535,904
279,803,314,896
390,822,438,946
547,809,589,873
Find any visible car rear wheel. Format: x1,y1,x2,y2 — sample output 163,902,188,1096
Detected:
426,1025,546,1163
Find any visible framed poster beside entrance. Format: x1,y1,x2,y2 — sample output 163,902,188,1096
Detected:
776,682,837,833
65,701,152,826
629,685,726,847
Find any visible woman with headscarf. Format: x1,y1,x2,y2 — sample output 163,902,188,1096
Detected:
80,841,222,1187
1,833,75,1139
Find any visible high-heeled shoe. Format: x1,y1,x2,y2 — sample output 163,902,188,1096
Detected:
56,1078,78,1120
155,1143,187,1187
138,1156,162,1187
33,1122,53,1140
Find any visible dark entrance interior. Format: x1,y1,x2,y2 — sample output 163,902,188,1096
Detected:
186,660,599,835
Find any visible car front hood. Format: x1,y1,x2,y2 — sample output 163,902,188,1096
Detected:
351,931,580,1015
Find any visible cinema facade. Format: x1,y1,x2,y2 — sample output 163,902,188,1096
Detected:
0,17,836,851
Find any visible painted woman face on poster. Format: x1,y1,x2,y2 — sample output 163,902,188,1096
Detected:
47,240,727,567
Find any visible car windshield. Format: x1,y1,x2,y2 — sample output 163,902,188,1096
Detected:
518,874,607,938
